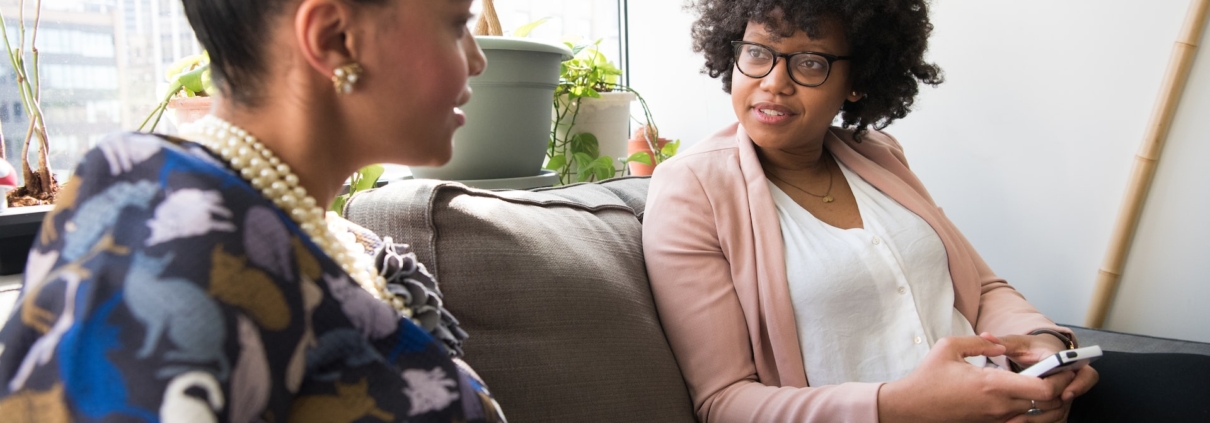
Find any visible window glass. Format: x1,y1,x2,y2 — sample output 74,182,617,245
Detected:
1,0,621,185
473,0,621,67
2,0,198,184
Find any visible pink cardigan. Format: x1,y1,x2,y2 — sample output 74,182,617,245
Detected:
642,123,1072,422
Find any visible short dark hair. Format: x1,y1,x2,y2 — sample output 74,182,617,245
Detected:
689,0,943,139
181,0,385,106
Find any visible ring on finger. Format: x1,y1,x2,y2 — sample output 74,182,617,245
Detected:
1026,400,1043,416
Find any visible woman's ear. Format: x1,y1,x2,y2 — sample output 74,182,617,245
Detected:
294,0,359,79
847,90,864,102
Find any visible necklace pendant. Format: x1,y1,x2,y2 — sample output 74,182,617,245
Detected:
823,195,835,203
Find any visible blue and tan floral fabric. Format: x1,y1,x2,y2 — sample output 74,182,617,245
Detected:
0,133,505,423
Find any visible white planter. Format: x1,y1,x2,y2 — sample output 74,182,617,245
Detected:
410,37,571,181
555,91,636,173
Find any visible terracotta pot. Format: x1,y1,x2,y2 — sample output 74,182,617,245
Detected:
166,96,213,128
626,126,670,176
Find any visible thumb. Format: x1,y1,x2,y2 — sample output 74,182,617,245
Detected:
936,336,1007,360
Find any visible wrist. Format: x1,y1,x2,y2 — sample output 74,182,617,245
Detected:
1031,334,1068,357
1029,329,1076,349
877,381,911,423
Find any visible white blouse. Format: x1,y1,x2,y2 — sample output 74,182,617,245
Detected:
769,159,981,387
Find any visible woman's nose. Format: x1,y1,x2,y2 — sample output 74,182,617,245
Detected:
464,32,487,77
760,59,795,95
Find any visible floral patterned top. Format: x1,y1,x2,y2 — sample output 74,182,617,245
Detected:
0,133,506,423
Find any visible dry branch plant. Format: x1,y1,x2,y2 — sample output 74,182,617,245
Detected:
1,0,59,208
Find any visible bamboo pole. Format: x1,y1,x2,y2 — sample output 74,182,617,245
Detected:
473,0,503,36
1085,0,1210,328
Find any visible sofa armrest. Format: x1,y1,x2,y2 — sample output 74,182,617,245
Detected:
1062,324,1210,356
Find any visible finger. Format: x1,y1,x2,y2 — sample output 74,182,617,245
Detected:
997,334,1038,356
988,370,1059,400
936,336,1007,359
1004,400,1065,423
1021,401,1067,423
1037,407,1068,423
1062,365,1100,400
1042,370,1076,392
980,332,1002,344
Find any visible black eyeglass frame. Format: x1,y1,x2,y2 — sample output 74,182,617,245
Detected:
731,41,853,88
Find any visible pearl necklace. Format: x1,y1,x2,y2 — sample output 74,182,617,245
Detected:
181,115,412,318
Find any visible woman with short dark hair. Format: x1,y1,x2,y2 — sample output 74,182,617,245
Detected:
644,1,1098,421
0,0,504,421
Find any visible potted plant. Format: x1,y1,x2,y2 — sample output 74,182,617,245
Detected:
140,53,214,132
0,1,60,275
626,125,680,176
1,2,59,209
409,1,569,183
546,41,676,184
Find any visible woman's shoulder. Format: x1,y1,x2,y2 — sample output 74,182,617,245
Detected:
827,126,913,171
652,123,743,180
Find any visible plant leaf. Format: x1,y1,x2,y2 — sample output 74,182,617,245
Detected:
200,67,215,95
661,140,681,157
512,18,550,38
626,151,652,165
574,152,597,182
352,164,384,192
176,64,209,94
330,195,348,215
569,133,600,159
165,54,205,82
593,156,615,181
545,154,567,171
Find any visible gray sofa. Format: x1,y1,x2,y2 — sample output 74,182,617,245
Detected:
343,176,1210,420
345,176,1210,422
2,176,1204,421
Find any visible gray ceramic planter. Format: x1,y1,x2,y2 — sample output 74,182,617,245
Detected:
410,37,572,181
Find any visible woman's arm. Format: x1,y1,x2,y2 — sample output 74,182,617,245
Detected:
643,160,881,422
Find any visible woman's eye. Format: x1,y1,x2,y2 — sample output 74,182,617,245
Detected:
746,47,769,60
797,58,825,70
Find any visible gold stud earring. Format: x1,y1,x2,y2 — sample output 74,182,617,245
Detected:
332,63,363,95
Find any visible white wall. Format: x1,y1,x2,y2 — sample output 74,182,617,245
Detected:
628,0,1210,343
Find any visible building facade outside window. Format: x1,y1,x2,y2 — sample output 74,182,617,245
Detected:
0,0,623,186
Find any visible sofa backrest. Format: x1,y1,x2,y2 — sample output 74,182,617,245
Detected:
345,177,695,423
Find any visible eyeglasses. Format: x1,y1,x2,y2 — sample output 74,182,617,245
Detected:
731,41,852,87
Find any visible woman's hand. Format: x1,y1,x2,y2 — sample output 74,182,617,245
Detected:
980,333,1066,368
986,333,1100,422
877,336,1065,423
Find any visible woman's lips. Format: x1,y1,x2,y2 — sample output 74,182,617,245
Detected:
453,107,466,127
751,103,795,125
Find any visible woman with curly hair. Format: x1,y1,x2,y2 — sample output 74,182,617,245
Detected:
642,1,1098,421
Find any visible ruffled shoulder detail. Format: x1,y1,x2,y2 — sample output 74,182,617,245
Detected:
374,241,469,357
334,216,468,356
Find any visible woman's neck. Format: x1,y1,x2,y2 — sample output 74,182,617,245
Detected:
212,96,357,208
756,138,831,179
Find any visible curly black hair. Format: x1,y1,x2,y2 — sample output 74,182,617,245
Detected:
689,0,943,139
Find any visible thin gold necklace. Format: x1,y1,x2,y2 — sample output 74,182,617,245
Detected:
766,158,835,203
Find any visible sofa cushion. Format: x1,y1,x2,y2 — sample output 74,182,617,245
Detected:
345,177,694,423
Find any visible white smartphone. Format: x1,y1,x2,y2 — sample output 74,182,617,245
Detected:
1018,345,1103,378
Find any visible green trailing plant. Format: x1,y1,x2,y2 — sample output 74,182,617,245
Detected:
140,53,213,132
546,40,677,185
330,164,384,217
0,0,60,207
